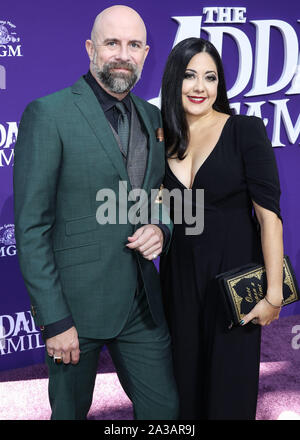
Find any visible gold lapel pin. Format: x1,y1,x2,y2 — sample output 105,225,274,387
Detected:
156,128,164,142
155,184,164,204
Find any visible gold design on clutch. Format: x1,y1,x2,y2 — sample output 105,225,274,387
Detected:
226,258,299,321
228,270,265,321
282,259,298,304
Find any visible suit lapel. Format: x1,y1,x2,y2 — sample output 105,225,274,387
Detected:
71,78,159,196
71,77,131,188
130,94,156,193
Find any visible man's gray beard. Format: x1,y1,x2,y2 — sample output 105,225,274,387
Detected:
95,62,141,94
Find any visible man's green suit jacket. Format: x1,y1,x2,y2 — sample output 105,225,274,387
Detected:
13,77,172,339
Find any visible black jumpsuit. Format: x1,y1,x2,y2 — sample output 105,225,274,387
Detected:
160,115,282,420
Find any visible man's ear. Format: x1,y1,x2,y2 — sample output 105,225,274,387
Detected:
85,39,94,61
144,45,150,62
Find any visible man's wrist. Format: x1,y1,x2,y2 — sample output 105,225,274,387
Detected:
41,316,75,341
153,222,170,252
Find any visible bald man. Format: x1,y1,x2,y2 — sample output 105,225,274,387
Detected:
14,6,179,420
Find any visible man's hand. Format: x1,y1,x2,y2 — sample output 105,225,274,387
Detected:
126,225,164,260
46,326,80,365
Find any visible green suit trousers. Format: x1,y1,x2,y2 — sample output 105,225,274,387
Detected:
46,289,179,420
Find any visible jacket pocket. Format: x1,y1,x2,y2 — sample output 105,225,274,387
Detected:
54,242,101,269
65,215,97,236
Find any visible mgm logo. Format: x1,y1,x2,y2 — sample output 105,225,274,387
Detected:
0,224,16,258
0,20,23,57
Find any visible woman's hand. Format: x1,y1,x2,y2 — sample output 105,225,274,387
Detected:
240,294,282,327
126,225,164,260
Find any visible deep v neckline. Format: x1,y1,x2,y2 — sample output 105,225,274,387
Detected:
167,115,232,190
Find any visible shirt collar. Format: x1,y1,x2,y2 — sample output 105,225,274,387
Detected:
84,70,131,113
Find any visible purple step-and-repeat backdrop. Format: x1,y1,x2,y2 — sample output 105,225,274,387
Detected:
0,0,299,371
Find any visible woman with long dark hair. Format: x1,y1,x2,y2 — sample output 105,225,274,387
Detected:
159,38,283,419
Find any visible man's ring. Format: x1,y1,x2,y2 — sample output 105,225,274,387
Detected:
152,253,157,259
53,355,63,364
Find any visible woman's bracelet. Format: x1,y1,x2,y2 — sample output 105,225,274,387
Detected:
264,296,283,309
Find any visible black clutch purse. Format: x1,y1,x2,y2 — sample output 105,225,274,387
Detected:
216,255,300,328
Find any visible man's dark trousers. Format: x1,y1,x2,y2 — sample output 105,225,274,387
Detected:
46,288,178,420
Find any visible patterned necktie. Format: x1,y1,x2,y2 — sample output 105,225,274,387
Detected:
115,101,129,156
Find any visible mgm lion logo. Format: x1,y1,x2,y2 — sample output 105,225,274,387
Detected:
0,22,20,45
0,224,16,245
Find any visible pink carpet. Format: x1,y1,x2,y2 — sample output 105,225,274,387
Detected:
0,314,299,420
